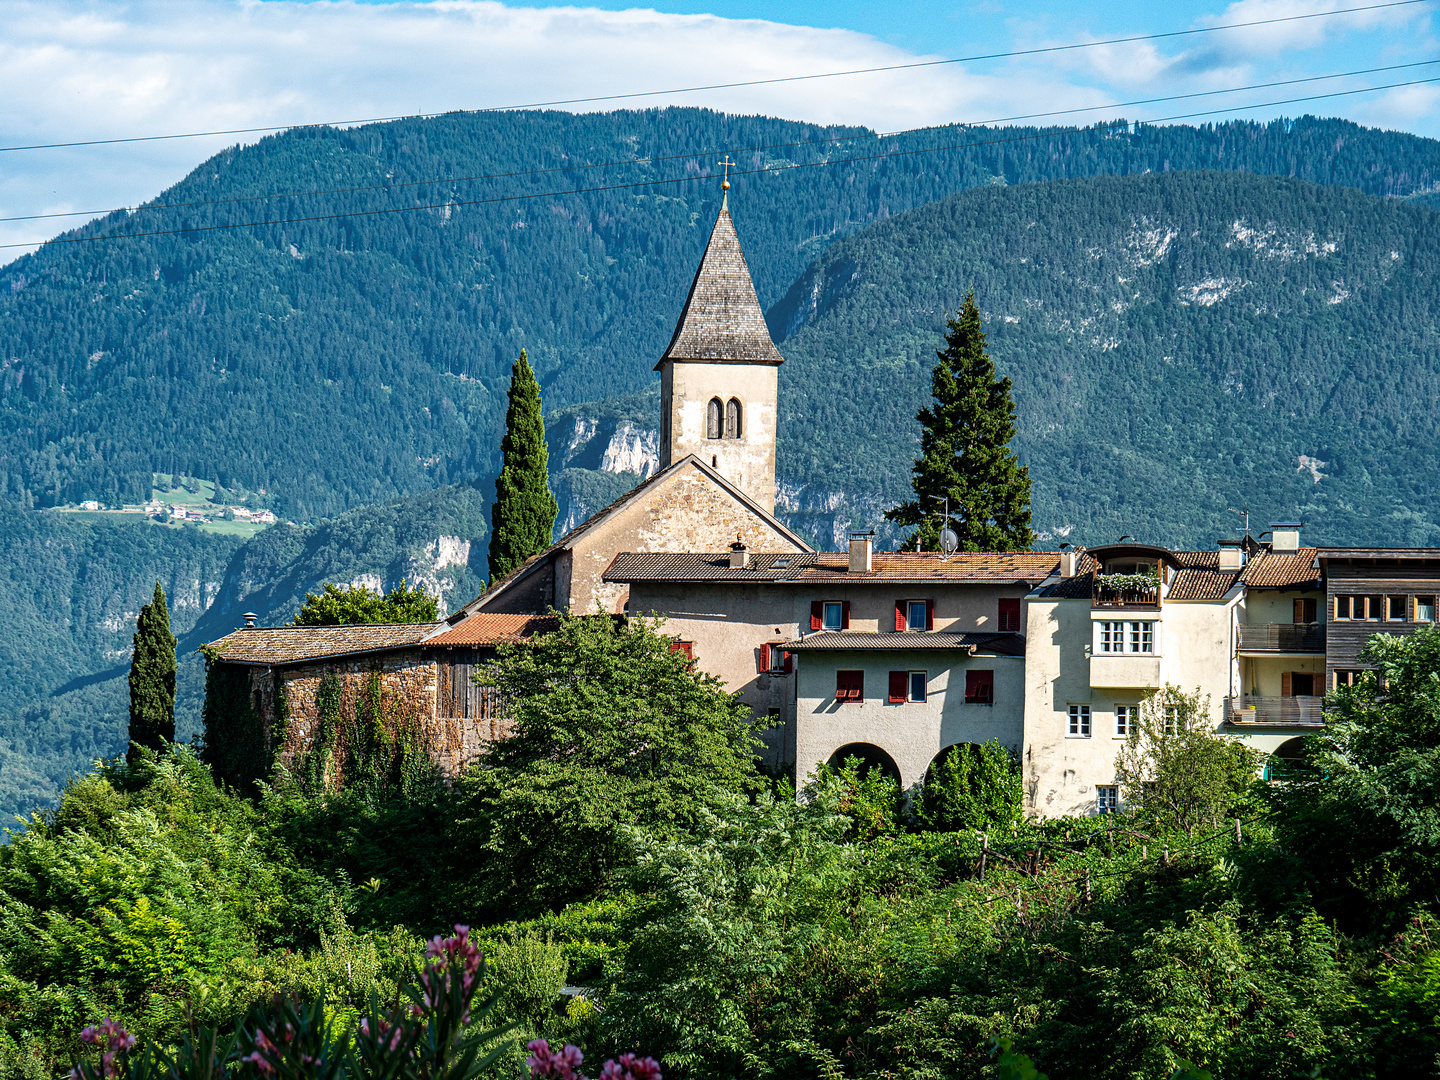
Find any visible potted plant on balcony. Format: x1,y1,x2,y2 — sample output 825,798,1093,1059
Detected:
1093,570,1160,604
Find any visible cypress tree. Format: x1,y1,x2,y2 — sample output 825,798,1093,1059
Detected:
885,292,1035,552
128,581,177,761
487,350,559,581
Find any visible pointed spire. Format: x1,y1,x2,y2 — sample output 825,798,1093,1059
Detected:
656,205,784,368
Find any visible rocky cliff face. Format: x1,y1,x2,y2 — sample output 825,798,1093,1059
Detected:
546,388,660,536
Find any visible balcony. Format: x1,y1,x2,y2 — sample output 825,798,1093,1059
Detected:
1237,624,1326,654
1091,574,1160,610
1224,695,1325,726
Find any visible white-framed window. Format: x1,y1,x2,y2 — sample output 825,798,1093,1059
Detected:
906,600,929,631
908,671,927,703
1162,705,1183,735
822,602,844,631
1068,703,1091,737
1115,704,1138,738
1097,620,1156,654
1097,785,1120,814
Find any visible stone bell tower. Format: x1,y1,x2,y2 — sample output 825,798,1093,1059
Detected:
656,181,784,515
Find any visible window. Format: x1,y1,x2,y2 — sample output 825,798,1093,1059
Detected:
1335,595,1353,620
1162,704,1183,735
1418,596,1437,623
1282,672,1315,697
823,602,845,630
1387,595,1409,622
891,670,928,703
1365,595,1383,621
964,669,994,704
909,671,928,703
758,643,788,674
706,398,722,439
836,670,864,703
1293,598,1317,623
1068,704,1091,736
1334,669,1363,688
998,597,1021,633
813,601,849,631
1115,704,1139,738
725,397,742,438
908,600,929,631
1097,620,1155,653
1335,594,1383,620
1097,785,1120,814
669,640,693,660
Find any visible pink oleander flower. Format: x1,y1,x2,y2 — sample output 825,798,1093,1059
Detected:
527,1039,585,1080
75,1019,135,1079
599,1053,663,1080
418,924,484,1021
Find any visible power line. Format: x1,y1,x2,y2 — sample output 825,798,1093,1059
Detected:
3,58,1436,228
0,0,1428,156
5,73,1437,252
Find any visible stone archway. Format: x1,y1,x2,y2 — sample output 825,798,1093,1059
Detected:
827,742,900,780
1263,736,1310,782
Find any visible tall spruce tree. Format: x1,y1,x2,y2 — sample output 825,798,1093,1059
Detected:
128,581,177,761
487,350,558,581
885,292,1035,551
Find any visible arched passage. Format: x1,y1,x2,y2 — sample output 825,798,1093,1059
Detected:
827,742,900,780
1263,736,1310,782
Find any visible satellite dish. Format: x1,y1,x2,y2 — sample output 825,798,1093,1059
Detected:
939,528,959,555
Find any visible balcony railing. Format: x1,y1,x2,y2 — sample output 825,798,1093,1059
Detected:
1237,623,1326,653
1224,695,1325,726
1091,578,1160,609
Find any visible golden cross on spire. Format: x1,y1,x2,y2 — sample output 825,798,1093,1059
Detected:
718,156,736,207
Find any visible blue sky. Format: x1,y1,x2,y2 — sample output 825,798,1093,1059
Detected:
1,0,1437,260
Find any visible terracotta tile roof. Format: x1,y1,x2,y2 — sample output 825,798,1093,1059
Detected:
658,208,784,366
781,630,1026,655
1035,553,1098,598
208,622,440,665
1168,568,1241,600
427,614,560,647
1244,548,1321,588
606,550,1060,584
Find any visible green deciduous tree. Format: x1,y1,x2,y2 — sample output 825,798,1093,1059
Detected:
454,612,759,917
292,581,438,626
1114,684,1256,835
917,740,1024,833
884,292,1035,552
487,351,558,582
128,582,177,761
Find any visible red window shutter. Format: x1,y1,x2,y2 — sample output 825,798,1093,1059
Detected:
999,598,1021,633
783,652,793,674
965,669,994,703
670,641,693,660
925,599,935,631
888,671,908,703
836,670,863,702
841,601,851,630
758,643,770,673
895,600,906,632
811,601,822,630
1282,671,1293,697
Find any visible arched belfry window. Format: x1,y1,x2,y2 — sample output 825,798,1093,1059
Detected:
706,398,722,440
725,398,742,439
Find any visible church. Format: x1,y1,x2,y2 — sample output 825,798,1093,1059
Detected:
206,191,1440,816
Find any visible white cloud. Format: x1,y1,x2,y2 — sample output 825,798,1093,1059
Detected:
0,0,1101,259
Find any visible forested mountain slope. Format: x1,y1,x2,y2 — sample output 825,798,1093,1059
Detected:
0,486,488,819
769,170,1440,548
3,110,1439,523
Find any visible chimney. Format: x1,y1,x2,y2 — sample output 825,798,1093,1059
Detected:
1269,522,1302,553
1059,547,1084,578
728,536,749,569
848,534,873,573
1217,543,1243,571
242,612,258,627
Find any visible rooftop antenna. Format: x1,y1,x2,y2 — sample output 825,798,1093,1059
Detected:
718,155,736,210
929,494,959,559
1228,507,1251,536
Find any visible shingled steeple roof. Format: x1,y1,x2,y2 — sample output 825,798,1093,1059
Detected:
655,206,785,368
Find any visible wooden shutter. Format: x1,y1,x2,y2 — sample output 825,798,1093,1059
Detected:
999,598,1021,632
670,640,693,660
1281,671,1293,697
811,601,822,630
758,643,771,673
841,601,851,630
965,669,994,703
888,671,908,703
925,599,935,630
836,669,864,702
895,600,906,632
783,651,793,674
